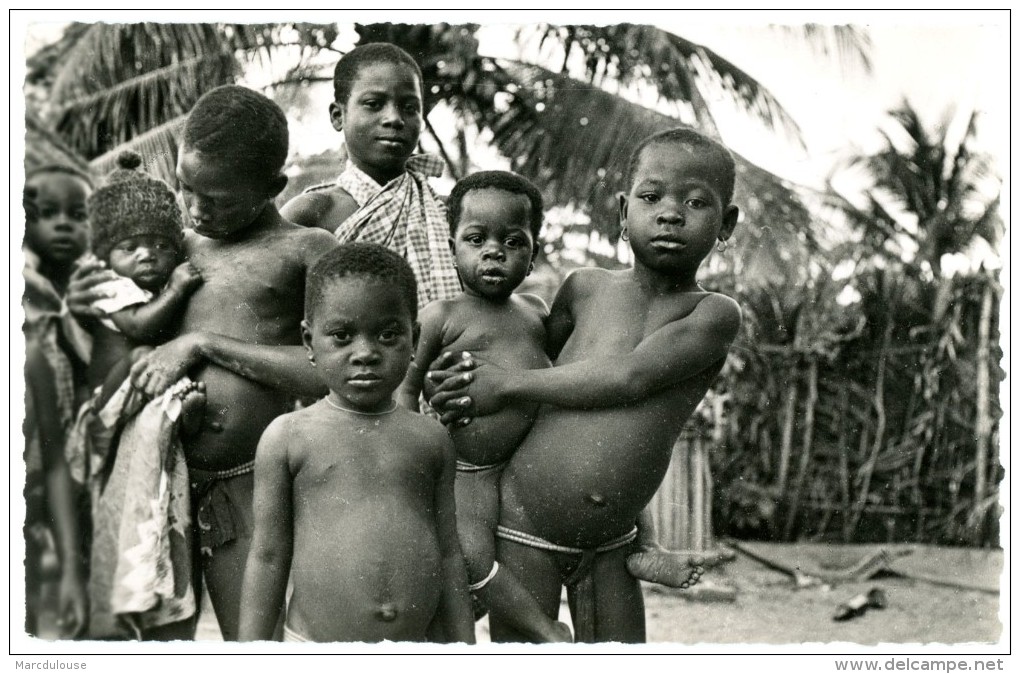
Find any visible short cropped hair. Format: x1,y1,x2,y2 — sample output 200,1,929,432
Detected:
26,164,94,188
183,85,288,181
333,42,424,105
447,171,544,239
305,242,418,322
626,127,736,205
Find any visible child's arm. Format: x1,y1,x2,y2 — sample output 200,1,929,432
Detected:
107,262,202,343
238,418,294,641
129,334,326,398
430,431,477,643
25,344,87,637
397,302,449,411
431,294,741,415
544,273,577,360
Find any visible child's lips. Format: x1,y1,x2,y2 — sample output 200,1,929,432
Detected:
348,373,383,388
651,237,686,251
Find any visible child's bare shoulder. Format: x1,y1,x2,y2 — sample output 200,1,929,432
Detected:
396,408,454,457
513,292,550,319
563,266,614,294
282,187,359,232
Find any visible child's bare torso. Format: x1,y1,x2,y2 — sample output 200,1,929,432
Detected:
179,226,314,470
438,295,550,467
284,405,446,642
501,269,725,547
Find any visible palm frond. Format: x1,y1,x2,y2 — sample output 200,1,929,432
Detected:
521,23,810,145
88,115,186,185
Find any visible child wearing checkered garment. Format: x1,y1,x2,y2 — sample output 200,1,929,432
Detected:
282,43,460,310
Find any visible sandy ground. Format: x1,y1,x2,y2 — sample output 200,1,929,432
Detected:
189,549,1001,645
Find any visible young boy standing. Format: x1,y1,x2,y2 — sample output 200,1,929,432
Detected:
282,43,460,309
428,128,741,643
239,243,474,643
69,85,338,640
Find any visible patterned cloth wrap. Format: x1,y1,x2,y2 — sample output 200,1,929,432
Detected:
308,154,462,309
68,379,196,638
21,248,92,433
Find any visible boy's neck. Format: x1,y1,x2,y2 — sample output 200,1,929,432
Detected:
631,261,702,295
351,157,406,187
226,202,286,241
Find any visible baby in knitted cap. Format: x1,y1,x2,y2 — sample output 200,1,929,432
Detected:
85,151,205,430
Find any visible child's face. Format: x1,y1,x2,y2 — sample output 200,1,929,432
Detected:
24,172,90,266
451,188,536,301
302,275,417,413
107,234,180,292
176,147,274,240
621,142,738,276
332,61,423,185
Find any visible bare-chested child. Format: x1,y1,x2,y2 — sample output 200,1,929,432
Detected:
397,171,571,643
239,243,474,643
81,151,205,429
282,42,460,308
428,127,741,642
67,85,338,640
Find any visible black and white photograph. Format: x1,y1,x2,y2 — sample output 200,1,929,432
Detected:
11,8,1009,666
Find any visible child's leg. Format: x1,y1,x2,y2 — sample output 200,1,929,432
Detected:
569,545,645,643
199,472,255,642
455,470,571,643
488,537,566,643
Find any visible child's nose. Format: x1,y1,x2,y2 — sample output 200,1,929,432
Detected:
481,245,505,261
381,103,405,127
350,338,381,363
136,246,156,260
657,209,684,226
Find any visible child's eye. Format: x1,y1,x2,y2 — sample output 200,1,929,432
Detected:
465,234,484,245
39,207,58,218
379,329,399,343
71,209,88,221
686,198,708,209
331,331,352,344
402,102,421,115
505,237,523,248
639,193,660,204
363,99,383,110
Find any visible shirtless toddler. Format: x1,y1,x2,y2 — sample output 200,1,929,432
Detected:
239,243,474,643
399,171,571,642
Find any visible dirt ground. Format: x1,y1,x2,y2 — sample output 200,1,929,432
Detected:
189,547,1001,645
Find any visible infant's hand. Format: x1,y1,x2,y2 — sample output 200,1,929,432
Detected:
66,256,120,318
170,261,203,292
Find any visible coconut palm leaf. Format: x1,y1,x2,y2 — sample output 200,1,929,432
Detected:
87,115,187,184
523,23,870,146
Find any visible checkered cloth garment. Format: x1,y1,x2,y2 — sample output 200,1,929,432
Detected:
330,155,462,309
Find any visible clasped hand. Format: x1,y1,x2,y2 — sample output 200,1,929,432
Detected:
425,351,507,426
129,334,203,397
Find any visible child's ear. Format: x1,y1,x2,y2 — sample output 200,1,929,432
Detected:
720,204,739,241
617,191,629,225
267,172,289,200
411,321,421,350
301,319,314,352
448,236,457,261
329,101,345,133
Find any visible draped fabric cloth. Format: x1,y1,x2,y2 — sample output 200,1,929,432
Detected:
21,248,91,432
309,155,462,309
69,380,195,638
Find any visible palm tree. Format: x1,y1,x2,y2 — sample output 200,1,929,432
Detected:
825,102,1001,278
29,22,868,264
26,22,338,182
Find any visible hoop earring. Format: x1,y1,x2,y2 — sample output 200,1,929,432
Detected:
621,227,629,242
307,352,316,367
716,238,729,253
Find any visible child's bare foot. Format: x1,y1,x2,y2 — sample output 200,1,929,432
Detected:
543,620,573,643
627,546,706,589
175,381,206,437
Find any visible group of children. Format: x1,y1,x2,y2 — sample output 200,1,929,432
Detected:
23,41,740,644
